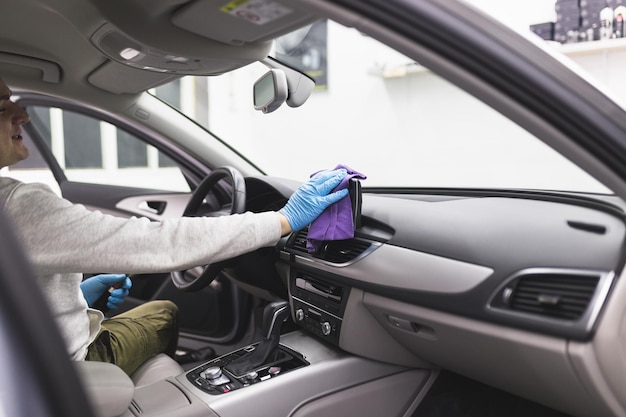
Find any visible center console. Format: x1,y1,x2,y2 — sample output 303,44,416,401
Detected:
171,331,429,417
185,342,308,394
89,288,430,417
290,271,350,346
181,274,351,397
181,272,352,399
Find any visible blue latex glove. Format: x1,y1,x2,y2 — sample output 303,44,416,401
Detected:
80,274,132,310
279,169,349,232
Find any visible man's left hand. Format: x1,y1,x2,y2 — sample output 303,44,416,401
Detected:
80,274,132,310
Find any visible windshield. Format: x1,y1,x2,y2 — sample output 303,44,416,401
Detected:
157,20,610,193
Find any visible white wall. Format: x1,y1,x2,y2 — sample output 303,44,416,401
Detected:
462,0,557,32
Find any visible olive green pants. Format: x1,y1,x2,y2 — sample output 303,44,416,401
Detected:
85,300,179,376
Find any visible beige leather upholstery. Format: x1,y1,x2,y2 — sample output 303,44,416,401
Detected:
131,353,184,387
75,361,135,417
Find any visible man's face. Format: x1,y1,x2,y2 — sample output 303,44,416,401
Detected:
0,77,29,169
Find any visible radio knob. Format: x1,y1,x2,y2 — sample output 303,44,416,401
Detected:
201,366,222,381
295,308,305,322
201,366,231,387
321,321,332,336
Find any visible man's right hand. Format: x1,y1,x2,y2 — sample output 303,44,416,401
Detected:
278,169,349,233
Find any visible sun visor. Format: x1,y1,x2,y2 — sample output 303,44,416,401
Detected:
0,52,61,84
171,0,320,45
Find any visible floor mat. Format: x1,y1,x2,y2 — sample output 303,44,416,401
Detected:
175,346,216,366
412,371,573,417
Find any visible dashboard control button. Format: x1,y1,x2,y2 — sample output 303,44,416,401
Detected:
201,366,231,386
201,366,222,380
268,366,281,376
244,371,258,382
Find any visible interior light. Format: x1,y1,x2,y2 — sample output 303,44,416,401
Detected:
142,66,168,73
165,55,189,63
120,48,141,60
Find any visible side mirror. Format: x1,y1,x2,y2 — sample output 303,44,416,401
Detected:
253,69,288,114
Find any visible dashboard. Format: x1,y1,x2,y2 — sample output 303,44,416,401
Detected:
285,193,623,340
239,175,626,417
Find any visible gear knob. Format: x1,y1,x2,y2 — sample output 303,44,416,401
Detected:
263,300,290,340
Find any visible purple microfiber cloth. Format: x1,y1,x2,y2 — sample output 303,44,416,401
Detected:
306,165,366,253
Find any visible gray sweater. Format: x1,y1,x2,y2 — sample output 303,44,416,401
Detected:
0,176,281,361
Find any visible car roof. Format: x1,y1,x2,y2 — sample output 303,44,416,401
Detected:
0,0,317,104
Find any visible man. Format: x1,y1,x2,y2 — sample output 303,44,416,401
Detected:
0,76,348,376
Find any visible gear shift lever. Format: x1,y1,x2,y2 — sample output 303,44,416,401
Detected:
225,300,290,376
262,300,290,339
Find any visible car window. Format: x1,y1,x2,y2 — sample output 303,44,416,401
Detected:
154,20,611,194
6,106,190,192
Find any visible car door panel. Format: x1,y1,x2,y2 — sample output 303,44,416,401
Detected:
60,181,190,220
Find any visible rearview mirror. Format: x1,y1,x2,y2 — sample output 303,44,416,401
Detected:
253,69,288,114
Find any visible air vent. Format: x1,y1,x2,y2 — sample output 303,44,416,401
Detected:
488,268,614,339
507,273,600,320
290,229,309,252
318,239,373,263
287,228,376,264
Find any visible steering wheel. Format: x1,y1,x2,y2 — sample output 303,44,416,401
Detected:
171,166,246,292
